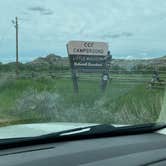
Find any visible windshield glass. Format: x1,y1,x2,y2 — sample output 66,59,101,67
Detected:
0,0,166,139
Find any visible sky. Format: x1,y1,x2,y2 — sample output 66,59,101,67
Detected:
1,0,166,62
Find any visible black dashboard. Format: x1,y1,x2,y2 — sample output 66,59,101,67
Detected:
0,132,166,166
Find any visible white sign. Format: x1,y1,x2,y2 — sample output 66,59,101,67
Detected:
67,41,109,56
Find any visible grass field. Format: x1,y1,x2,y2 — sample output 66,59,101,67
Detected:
0,72,165,126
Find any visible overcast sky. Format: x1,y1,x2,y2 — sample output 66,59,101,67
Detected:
1,0,166,62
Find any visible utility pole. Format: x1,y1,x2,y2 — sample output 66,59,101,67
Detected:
12,17,19,78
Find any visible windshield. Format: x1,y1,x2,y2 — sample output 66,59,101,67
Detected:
0,0,166,139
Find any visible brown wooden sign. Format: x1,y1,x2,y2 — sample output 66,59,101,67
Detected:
67,41,112,93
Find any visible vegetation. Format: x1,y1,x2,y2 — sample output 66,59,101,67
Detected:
0,54,165,126
1,54,166,74
0,74,165,126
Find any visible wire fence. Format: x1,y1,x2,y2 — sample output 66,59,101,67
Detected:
0,70,166,83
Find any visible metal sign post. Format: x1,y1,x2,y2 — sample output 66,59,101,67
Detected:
67,41,111,93
100,51,112,92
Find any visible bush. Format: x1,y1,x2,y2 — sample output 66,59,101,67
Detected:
14,88,64,121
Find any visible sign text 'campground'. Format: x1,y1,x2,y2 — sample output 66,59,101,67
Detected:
67,41,108,56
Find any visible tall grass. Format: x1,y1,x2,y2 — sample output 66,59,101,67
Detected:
13,88,63,121
0,76,165,125
12,85,164,125
157,89,166,123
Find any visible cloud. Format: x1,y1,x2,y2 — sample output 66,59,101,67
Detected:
28,6,54,15
101,32,133,39
1,0,166,62
18,17,31,22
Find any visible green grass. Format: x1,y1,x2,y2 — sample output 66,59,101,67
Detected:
0,73,165,126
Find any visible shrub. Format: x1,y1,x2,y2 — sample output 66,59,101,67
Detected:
14,88,63,121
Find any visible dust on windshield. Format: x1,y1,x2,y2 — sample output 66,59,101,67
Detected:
0,0,166,127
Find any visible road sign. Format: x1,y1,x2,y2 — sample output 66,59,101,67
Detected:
67,41,111,69
67,41,108,56
67,41,111,93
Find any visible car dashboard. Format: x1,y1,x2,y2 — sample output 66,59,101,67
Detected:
0,132,166,166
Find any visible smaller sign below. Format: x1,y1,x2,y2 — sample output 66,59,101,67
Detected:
67,41,109,56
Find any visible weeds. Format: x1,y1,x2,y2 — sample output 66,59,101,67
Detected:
14,88,63,121
0,77,165,125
